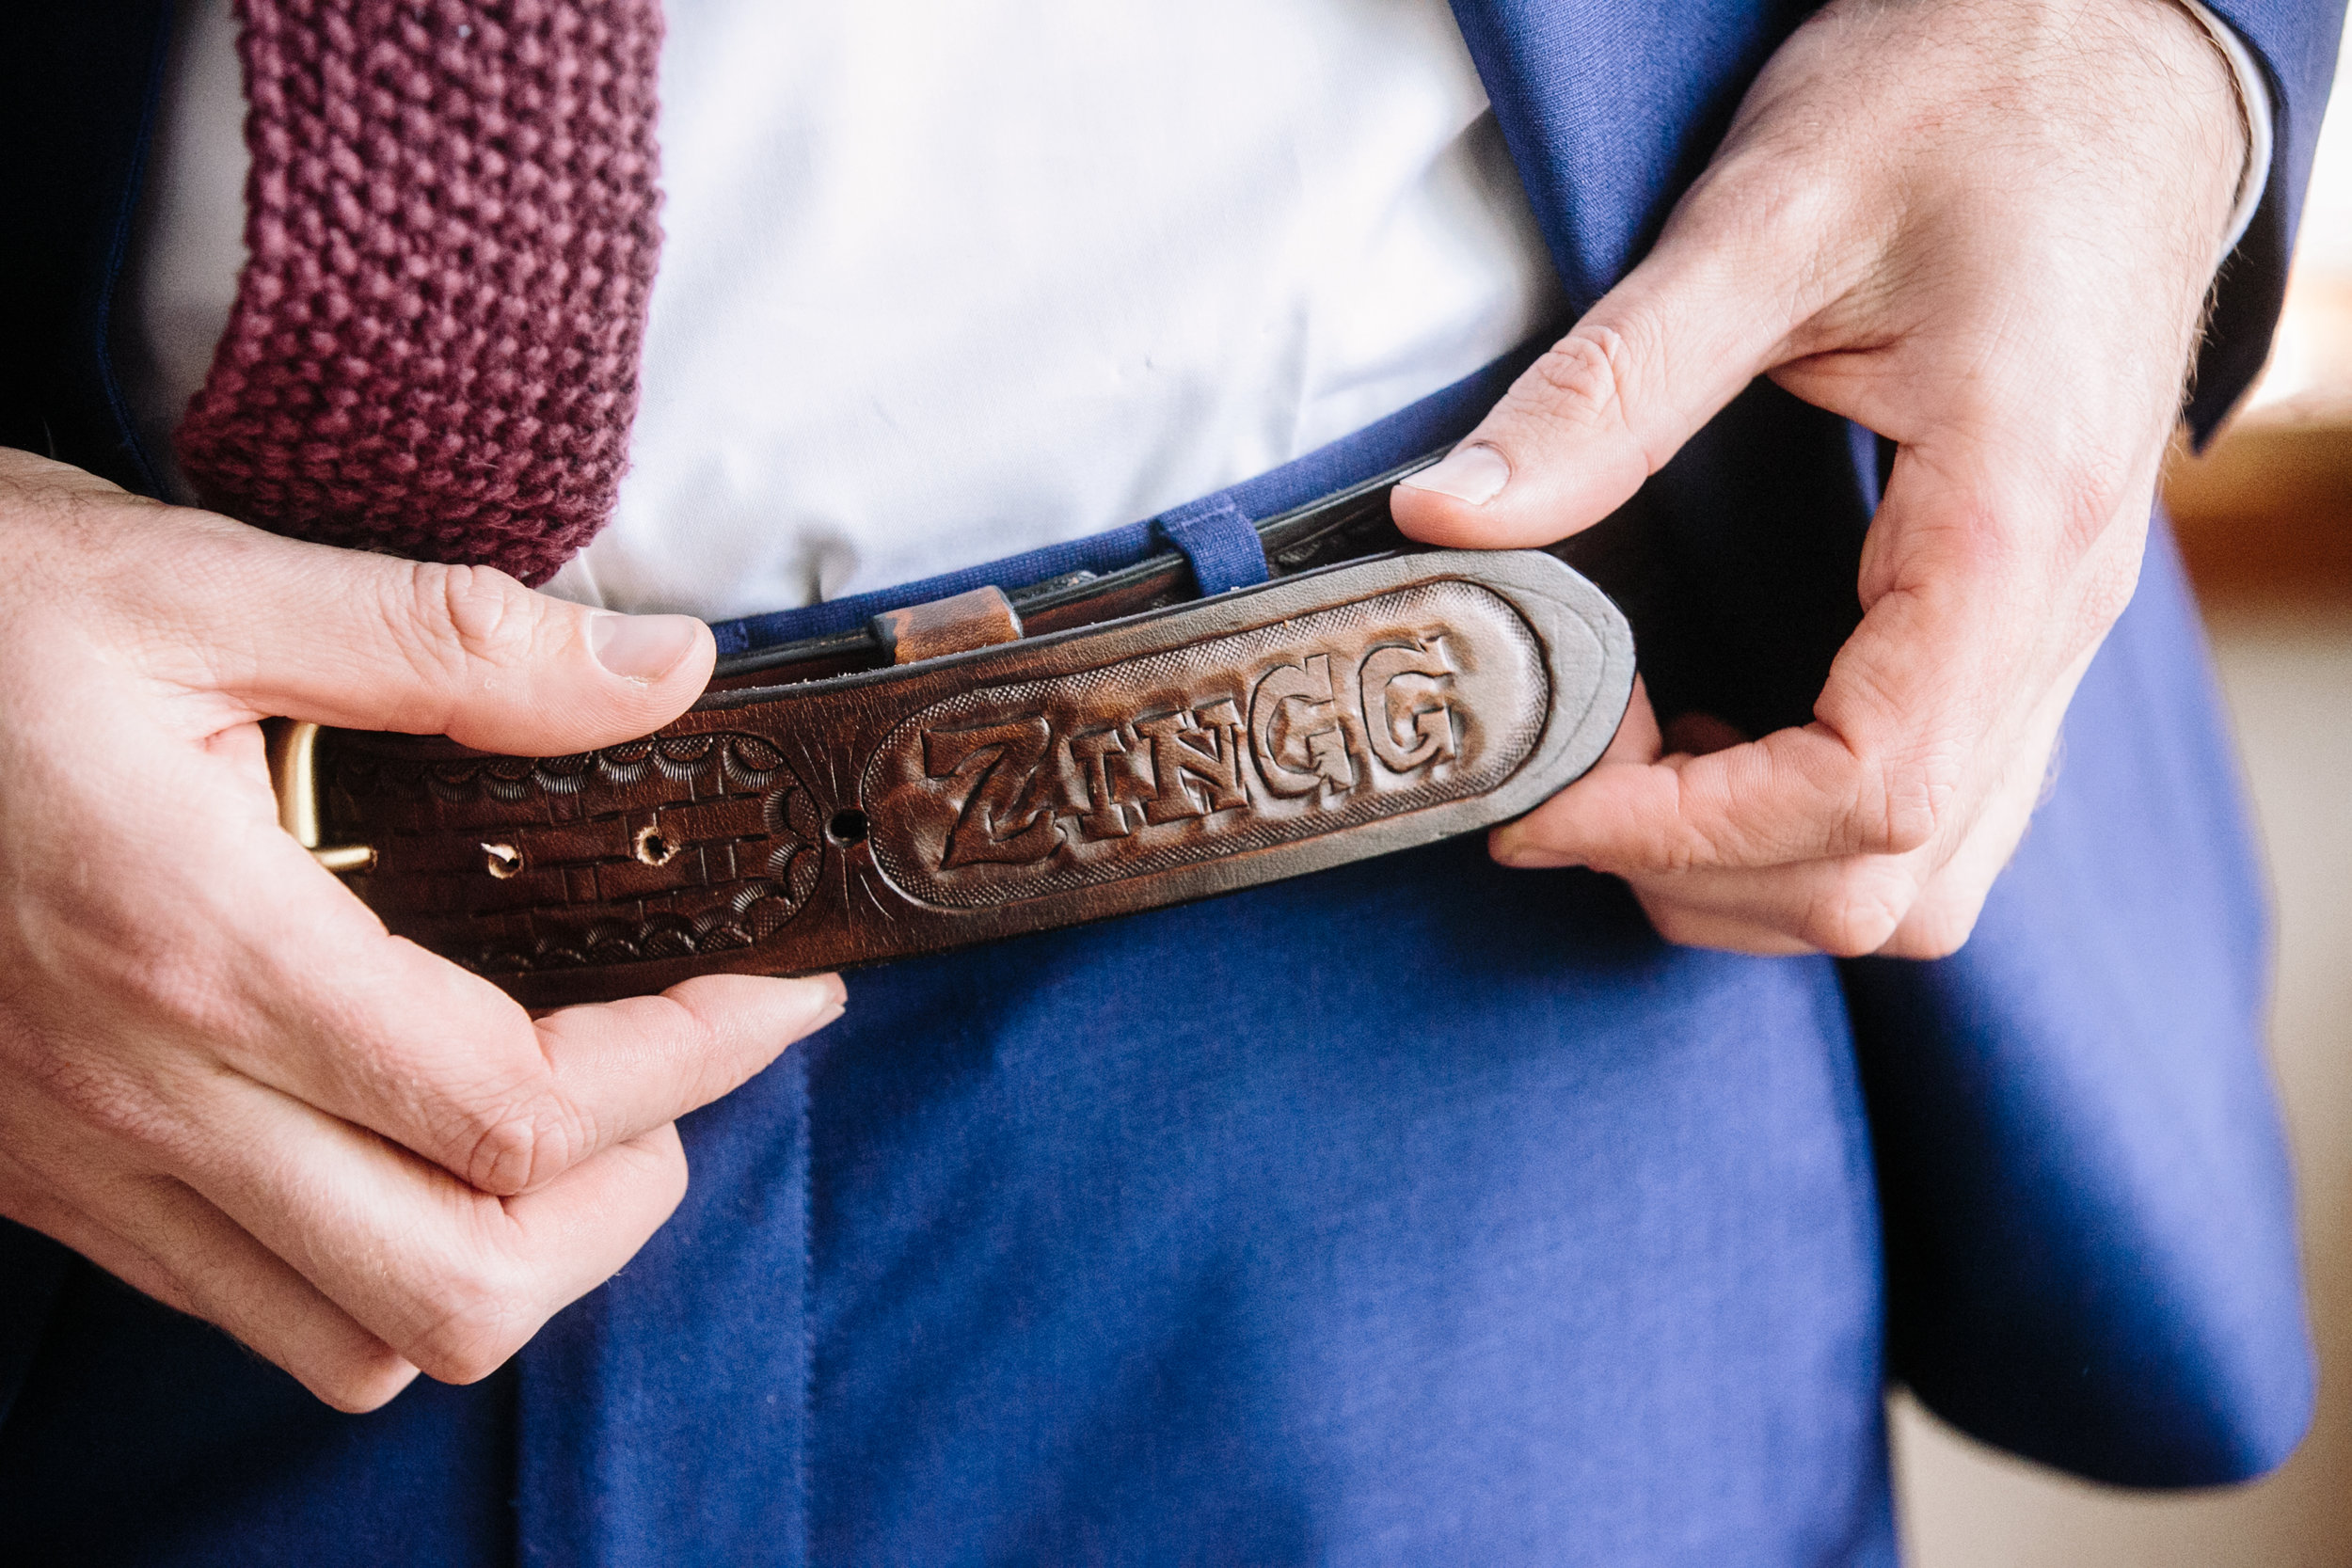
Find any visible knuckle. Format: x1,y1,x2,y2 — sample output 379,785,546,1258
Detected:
25,1034,203,1157
1802,866,1915,957
453,1093,594,1196
391,562,544,680
1523,328,1635,436
1636,895,1710,950
309,1348,418,1414
1860,752,1953,857
129,961,260,1054
1685,146,1859,282
12,935,309,1162
407,1261,541,1385
1898,913,1978,960
1888,885,1993,960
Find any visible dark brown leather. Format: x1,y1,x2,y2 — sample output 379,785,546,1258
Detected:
318,470,1637,1006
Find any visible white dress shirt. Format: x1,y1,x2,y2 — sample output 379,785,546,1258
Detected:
122,0,2269,624
125,0,1567,621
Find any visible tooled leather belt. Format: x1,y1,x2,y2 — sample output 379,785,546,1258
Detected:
275,457,1639,1007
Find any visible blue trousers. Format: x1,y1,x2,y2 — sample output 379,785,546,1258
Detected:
0,844,1894,1566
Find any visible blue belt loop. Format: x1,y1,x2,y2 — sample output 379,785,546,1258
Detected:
1150,493,1268,596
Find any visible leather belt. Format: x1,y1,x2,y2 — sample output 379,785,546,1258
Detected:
278,460,1637,1007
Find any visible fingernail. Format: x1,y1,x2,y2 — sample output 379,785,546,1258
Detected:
791,974,848,1023
771,975,847,1040
1497,848,1581,870
589,612,703,681
1492,832,1579,870
1400,443,1510,506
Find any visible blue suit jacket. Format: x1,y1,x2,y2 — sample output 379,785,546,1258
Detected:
0,4,2342,1564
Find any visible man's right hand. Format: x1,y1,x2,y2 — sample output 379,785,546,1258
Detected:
0,450,844,1411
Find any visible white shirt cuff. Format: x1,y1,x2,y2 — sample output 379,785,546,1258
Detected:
2179,0,2276,261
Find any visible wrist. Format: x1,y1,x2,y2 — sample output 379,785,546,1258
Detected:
2168,0,2273,260
2121,0,2262,263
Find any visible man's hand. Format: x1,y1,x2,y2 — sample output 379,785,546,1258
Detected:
0,451,844,1410
1391,0,2247,957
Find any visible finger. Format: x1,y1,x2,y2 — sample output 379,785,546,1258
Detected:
1875,641,2082,958
207,913,844,1196
1487,673,1673,871
151,513,715,754
166,1069,692,1386
379,1128,696,1385
0,1147,197,1316
1487,673,1666,870
465,971,844,1194
1493,718,1923,875
1624,775,2014,959
1391,166,1836,550
1622,884,1821,958
1622,850,1932,958
0,1128,419,1411
1497,671,1670,850
1491,445,2136,877
1876,830,2010,958
1495,686,1926,949
22,734,841,1206
1617,637,2077,958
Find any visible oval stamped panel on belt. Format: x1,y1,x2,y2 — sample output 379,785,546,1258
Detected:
862,578,1567,908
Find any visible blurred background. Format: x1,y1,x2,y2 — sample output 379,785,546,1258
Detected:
1894,29,2352,1566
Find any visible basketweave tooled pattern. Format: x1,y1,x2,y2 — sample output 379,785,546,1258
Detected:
328,733,825,976
176,0,664,586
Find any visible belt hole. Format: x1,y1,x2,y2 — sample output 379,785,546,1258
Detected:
481,842,522,879
825,809,869,847
633,825,678,866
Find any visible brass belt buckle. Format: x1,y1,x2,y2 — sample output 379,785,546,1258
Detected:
265,720,378,874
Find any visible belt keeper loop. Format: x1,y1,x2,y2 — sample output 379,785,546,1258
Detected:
869,584,1025,664
1150,494,1268,596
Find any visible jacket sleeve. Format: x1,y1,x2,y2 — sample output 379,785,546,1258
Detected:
2187,0,2350,438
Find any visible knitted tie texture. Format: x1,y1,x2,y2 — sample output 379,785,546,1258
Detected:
175,0,663,586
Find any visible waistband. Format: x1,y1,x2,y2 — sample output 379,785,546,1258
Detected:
707,338,1549,658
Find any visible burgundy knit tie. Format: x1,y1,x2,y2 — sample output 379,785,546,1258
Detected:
176,0,663,586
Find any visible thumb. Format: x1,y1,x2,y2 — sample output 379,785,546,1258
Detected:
198,529,715,754
1391,227,1799,550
